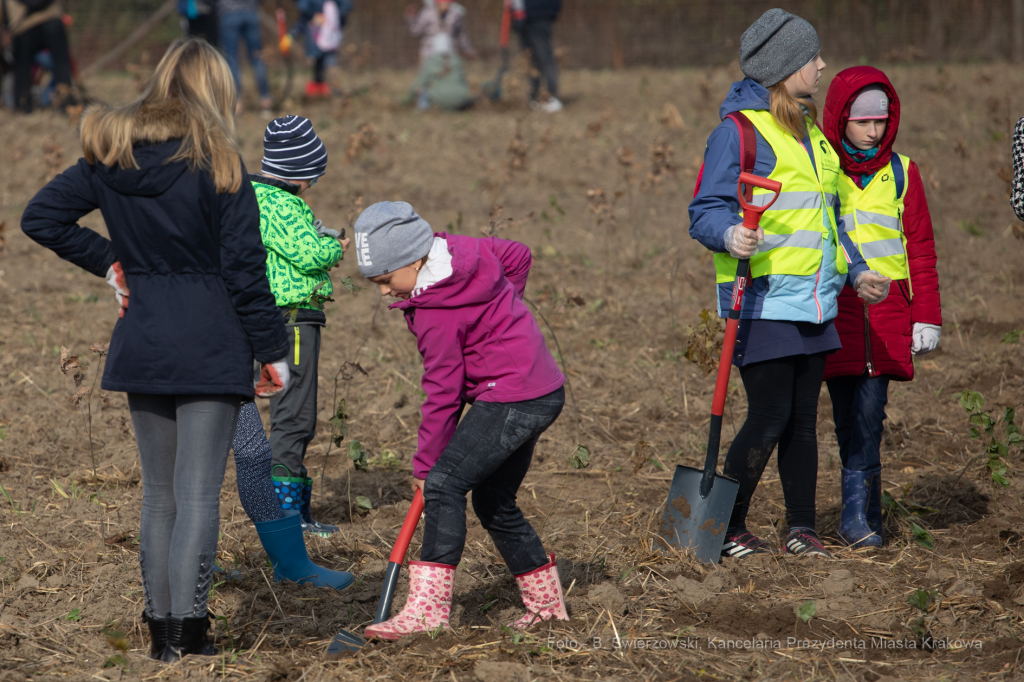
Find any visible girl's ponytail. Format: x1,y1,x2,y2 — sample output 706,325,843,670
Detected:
768,83,818,140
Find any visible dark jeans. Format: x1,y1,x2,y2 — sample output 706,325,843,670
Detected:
269,323,320,478
219,10,270,99
232,400,285,523
314,56,327,83
421,387,565,575
129,394,240,618
518,19,558,100
13,19,71,113
722,353,827,533
826,374,891,471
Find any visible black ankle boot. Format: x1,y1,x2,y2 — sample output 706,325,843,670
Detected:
141,611,168,660
160,615,219,663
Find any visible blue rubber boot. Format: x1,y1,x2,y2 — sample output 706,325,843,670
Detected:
254,513,355,590
865,466,885,545
839,468,882,547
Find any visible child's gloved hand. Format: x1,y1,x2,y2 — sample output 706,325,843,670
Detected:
314,219,340,239
912,323,941,355
255,359,290,398
854,270,891,304
105,262,129,318
723,224,763,259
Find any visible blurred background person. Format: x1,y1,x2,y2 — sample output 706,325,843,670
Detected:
1,0,73,113
218,0,271,114
510,0,562,113
177,0,218,45
282,0,353,99
405,0,474,110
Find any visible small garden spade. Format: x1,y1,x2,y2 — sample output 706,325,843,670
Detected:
660,171,782,563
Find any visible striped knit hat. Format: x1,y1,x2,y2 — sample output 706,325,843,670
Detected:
261,116,328,181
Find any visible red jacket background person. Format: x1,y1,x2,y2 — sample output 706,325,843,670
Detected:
821,65,942,548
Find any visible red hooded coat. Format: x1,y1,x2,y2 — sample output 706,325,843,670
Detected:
822,66,942,381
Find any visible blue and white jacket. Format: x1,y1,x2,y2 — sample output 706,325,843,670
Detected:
688,78,870,324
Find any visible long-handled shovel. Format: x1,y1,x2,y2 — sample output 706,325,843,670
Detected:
481,4,512,101
325,489,425,657
659,171,782,563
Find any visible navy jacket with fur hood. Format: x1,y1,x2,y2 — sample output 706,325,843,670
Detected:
21,102,288,397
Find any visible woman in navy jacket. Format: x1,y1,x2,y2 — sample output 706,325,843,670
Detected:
21,38,288,662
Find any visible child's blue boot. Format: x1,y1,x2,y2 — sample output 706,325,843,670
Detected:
254,512,355,590
865,466,885,545
839,468,883,547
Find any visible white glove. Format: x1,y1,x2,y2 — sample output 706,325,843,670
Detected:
255,359,290,398
854,270,891,304
105,262,129,318
912,323,941,355
314,219,341,240
723,224,764,259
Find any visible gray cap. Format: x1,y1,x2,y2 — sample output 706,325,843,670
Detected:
739,8,819,88
849,86,890,120
353,201,433,278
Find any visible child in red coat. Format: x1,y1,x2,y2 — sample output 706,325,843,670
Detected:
822,66,942,547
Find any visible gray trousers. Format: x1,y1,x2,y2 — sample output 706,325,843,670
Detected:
129,394,241,619
270,323,321,479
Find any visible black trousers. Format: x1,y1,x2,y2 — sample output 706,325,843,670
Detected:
518,19,558,100
13,19,71,113
722,353,827,533
421,387,564,575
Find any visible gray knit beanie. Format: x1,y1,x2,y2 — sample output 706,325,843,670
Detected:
353,202,434,278
739,9,820,88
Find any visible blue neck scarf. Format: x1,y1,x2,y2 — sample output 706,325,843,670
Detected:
842,139,881,189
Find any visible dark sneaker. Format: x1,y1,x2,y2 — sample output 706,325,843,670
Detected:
784,529,832,557
721,530,774,559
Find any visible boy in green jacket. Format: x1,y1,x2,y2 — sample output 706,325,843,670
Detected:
252,115,348,536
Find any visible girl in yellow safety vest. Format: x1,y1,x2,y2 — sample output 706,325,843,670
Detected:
688,9,891,560
821,67,942,548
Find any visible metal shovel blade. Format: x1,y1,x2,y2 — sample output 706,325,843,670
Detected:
325,629,366,658
658,464,739,564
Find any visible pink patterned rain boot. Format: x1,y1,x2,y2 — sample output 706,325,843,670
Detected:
510,554,569,629
363,561,454,640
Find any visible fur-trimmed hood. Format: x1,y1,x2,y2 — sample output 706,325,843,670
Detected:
86,101,191,197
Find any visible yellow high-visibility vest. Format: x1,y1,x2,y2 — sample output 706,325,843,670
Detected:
714,109,846,284
837,154,910,282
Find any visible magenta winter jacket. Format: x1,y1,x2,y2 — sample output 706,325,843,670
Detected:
392,233,565,478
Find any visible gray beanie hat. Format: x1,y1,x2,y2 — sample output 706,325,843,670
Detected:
353,202,434,278
739,8,820,88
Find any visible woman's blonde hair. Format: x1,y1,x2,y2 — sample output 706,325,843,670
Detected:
768,82,818,140
80,38,242,193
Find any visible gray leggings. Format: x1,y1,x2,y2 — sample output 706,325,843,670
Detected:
129,394,241,619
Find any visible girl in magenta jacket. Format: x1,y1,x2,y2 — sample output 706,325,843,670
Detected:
822,66,942,547
352,201,566,639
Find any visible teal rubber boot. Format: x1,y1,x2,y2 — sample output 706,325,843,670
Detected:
254,512,355,590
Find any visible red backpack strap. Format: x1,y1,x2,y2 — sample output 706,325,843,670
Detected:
692,111,759,201
724,111,757,202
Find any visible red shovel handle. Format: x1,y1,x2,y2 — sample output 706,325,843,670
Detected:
388,489,424,564
737,172,782,230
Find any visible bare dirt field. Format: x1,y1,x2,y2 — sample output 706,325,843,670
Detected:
1,62,1023,681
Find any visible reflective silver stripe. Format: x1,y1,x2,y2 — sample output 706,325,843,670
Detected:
855,209,901,231
839,214,854,233
859,238,905,260
824,193,838,208
758,230,824,252
750,191,822,210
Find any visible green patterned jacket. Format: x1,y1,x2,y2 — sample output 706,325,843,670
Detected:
252,178,342,310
